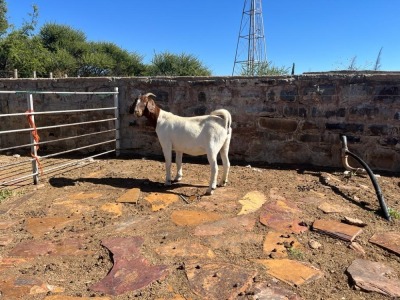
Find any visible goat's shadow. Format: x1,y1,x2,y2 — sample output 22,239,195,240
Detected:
48,176,208,195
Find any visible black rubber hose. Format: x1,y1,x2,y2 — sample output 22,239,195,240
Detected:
340,135,391,221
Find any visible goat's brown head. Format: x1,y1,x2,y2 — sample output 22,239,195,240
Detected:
129,93,157,117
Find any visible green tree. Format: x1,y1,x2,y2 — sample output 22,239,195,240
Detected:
0,0,8,37
20,4,38,36
39,23,87,56
0,31,51,77
239,61,289,76
84,42,145,76
46,48,77,77
147,52,211,76
39,24,145,77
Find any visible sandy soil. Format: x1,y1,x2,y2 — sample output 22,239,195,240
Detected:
0,154,399,299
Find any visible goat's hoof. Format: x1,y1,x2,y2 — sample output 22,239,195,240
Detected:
173,176,183,182
205,189,214,196
164,181,172,186
218,181,227,187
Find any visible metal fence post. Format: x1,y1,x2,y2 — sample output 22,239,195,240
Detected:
27,93,39,184
114,87,120,157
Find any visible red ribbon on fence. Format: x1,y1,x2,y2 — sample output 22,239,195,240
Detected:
25,109,43,176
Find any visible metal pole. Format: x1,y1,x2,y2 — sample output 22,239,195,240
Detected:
27,94,39,184
114,87,120,157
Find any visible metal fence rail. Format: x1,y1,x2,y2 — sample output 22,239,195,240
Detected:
0,88,119,188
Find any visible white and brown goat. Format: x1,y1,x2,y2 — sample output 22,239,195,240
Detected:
129,93,232,195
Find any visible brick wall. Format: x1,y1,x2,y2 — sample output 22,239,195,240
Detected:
1,73,400,171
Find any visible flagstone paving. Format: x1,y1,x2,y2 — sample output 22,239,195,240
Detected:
312,219,363,242
184,260,257,300
0,157,399,299
254,258,323,286
369,232,400,256
90,237,169,296
346,259,400,297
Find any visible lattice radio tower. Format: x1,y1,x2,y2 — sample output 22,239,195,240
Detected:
232,0,267,76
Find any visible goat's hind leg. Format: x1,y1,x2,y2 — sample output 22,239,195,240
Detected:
206,151,218,195
218,136,231,187
174,151,183,182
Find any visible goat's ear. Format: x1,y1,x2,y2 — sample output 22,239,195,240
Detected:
146,99,157,114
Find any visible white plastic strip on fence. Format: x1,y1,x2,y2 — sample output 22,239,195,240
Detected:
0,87,119,187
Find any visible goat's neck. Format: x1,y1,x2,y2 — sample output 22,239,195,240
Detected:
144,105,160,128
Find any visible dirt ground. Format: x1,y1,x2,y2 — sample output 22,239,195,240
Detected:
0,153,400,299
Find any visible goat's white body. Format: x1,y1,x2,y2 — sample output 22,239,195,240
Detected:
156,109,232,195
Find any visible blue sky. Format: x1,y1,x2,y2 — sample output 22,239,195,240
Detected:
7,0,400,75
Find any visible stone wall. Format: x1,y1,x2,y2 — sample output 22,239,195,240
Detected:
1,73,400,171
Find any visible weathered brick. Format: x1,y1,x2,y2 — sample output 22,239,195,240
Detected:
280,89,297,102
368,125,388,136
302,121,319,131
299,134,321,143
284,106,307,118
350,106,379,117
325,123,364,133
325,108,346,118
258,117,298,133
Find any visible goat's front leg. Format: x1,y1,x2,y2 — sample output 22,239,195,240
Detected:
174,151,183,182
161,144,173,186
206,152,218,195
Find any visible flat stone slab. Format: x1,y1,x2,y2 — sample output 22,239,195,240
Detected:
155,240,215,258
90,237,168,296
260,199,307,234
192,187,241,213
255,259,323,286
0,234,13,246
206,233,263,255
9,239,93,257
346,259,400,297
51,200,93,215
263,231,303,258
185,260,257,300
252,282,303,299
0,257,33,272
116,188,141,203
0,276,64,298
194,214,256,236
100,203,123,217
45,296,111,300
369,232,400,256
343,216,367,227
68,192,103,200
144,192,180,211
318,202,349,213
26,217,78,238
312,219,363,242
237,191,267,215
171,210,223,226
0,220,19,230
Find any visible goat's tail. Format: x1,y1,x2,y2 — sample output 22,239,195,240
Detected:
211,109,232,135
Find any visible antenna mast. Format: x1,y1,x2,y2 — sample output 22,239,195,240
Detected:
232,0,267,76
